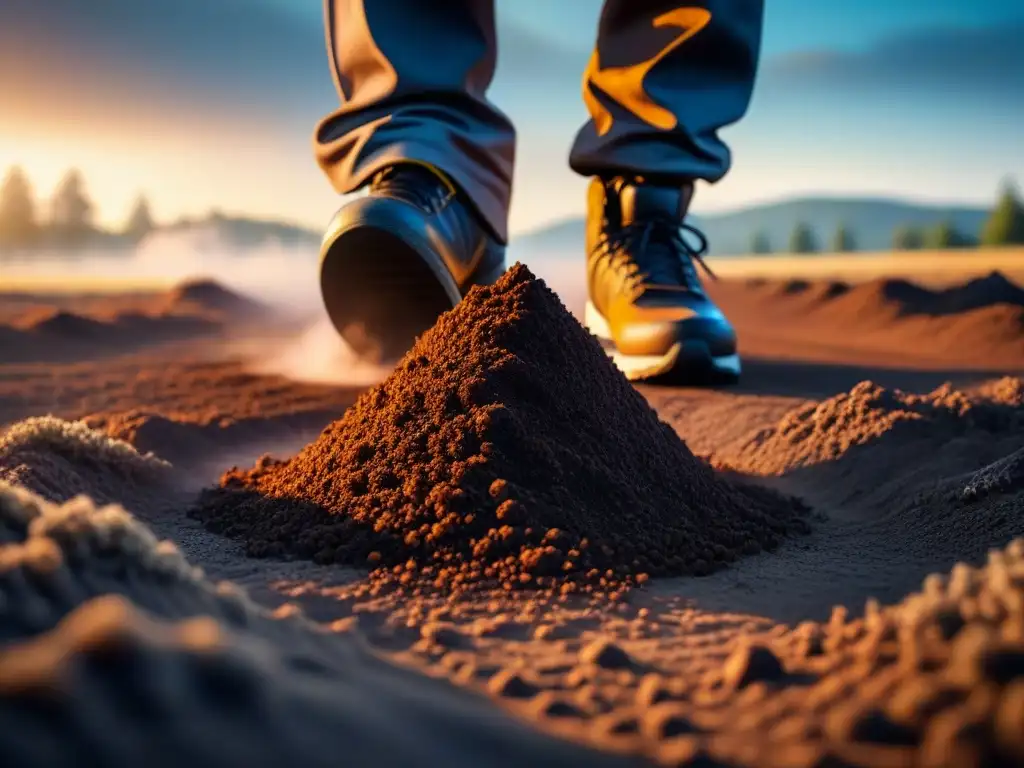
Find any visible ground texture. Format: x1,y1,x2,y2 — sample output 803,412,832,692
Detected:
1,266,1023,767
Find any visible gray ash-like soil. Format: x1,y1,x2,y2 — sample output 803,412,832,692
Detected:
0,416,172,508
2,475,1024,767
0,482,627,768
190,265,810,592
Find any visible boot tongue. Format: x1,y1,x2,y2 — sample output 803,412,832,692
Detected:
615,180,699,291
619,181,690,226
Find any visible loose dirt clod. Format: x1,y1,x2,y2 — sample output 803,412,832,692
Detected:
717,379,1024,477
191,265,809,592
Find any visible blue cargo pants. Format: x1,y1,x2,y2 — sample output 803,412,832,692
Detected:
314,1,764,243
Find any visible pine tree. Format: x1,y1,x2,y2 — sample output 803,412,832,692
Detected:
124,193,154,240
980,181,1024,246
926,220,970,249
789,222,818,254
50,168,95,246
831,222,856,252
0,166,38,249
892,225,924,251
750,230,772,254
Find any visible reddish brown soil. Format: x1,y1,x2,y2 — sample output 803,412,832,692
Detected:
0,279,272,364
1,265,1023,768
705,270,1024,372
191,266,809,591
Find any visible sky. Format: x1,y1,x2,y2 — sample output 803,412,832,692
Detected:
1,0,1021,236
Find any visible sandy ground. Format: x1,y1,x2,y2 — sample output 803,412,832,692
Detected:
1,261,1023,766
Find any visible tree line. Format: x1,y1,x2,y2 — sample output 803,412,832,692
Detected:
751,181,1024,255
3,165,1024,255
0,166,154,249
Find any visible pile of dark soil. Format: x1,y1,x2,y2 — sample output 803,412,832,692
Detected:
191,265,809,592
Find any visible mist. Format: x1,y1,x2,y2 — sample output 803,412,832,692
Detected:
2,227,323,312
1,227,586,385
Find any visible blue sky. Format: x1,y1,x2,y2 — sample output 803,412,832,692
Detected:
501,0,1024,56
1,0,1021,235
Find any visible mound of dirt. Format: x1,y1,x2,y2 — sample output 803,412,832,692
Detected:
192,265,810,592
709,272,1024,367
15,307,110,336
716,378,1024,478
807,280,851,302
817,278,937,324
0,307,222,363
804,271,1024,324
712,379,1024,569
959,446,1024,501
937,271,1024,315
163,278,267,320
83,408,339,470
0,481,229,641
0,417,170,506
775,279,812,296
750,279,852,312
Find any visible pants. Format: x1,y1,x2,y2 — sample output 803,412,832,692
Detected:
314,1,764,244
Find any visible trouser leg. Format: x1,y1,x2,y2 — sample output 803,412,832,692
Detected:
570,0,764,185
314,0,515,242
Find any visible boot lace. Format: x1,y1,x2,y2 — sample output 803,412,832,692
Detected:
598,217,715,294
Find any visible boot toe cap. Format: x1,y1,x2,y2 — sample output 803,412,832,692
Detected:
611,296,736,358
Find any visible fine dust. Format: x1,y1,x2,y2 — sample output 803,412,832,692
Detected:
251,317,394,387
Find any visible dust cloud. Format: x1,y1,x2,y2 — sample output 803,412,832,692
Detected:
1,227,583,386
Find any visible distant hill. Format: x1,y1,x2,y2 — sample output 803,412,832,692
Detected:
511,196,990,259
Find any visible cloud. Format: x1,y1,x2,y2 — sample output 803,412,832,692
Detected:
762,22,1024,98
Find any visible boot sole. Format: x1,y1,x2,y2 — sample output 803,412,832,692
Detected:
583,301,741,384
320,202,462,363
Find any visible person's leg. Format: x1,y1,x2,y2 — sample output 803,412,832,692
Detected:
570,0,763,184
315,0,515,243
575,1,765,383
314,0,511,362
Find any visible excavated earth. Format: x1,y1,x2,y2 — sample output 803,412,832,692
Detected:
190,266,810,594
1,267,1023,767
